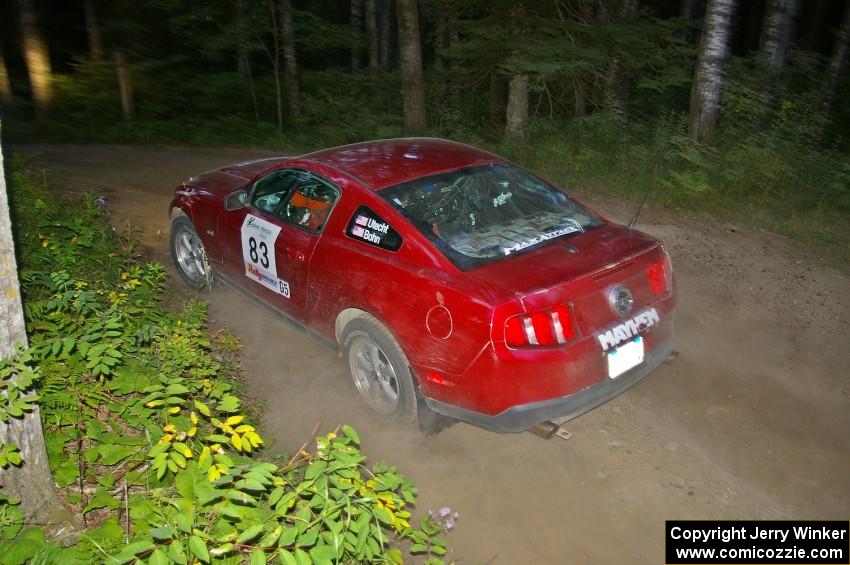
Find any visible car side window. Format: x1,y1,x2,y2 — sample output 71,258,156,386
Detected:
251,170,297,215
345,206,403,252
278,171,340,234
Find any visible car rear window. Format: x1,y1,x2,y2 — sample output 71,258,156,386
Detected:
380,163,601,269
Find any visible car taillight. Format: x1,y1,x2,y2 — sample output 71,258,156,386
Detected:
504,305,577,347
648,254,672,295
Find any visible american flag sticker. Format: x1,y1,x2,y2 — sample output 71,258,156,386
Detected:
351,226,365,237
355,215,369,227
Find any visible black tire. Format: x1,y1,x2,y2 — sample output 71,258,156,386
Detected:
170,216,210,290
341,314,418,424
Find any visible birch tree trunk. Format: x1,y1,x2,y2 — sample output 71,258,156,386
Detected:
820,0,850,116
0,47,12,112
505,73,529,139
396,0,426,133
16,0,52,118
760,0,801,70
351,0,363,71
365,0,379,68
689,0,737,143
83,0,104,60
281,0,301,118
0,127,70,530
114,51,134,120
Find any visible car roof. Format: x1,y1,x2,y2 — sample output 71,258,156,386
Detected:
300,137,504,191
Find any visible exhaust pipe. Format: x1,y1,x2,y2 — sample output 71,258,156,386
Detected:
528,421,572,441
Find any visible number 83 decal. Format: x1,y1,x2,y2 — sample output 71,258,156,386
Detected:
240,214,290,298
248,236,270,268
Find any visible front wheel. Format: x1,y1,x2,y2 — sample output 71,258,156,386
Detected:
342,315,418,424
170,216,210,289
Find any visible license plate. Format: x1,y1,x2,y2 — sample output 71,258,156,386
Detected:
607,336,645,379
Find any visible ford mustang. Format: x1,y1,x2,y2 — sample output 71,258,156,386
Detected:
169,138,675,433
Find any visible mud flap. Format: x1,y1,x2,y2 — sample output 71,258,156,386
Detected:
417,394,457,436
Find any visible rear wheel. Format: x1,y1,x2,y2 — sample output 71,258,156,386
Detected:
342,315,417,424
170,216,210,289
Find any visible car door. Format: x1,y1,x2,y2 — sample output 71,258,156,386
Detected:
217,168,341,322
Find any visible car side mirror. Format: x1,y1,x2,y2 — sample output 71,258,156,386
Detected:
224,190,248,211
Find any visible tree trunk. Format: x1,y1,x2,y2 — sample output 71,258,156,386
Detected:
237,0,259,122
820,0,850,116
351,0,363,71
380,0,393,68
689,0,737,143
113,51,134,120
603,0,639,114
505,73,529,139
365,0,379,68
0,47,12,112
433,1,450,71
681,0,697,19
0,128,71,531
83,0,104,60
280,0,301,118
396,0,426,133
802,0,829,51
16,0,52,119
489,73,506,127
760,0,801,70
574,79,588,116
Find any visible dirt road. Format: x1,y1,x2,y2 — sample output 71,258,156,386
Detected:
20,145,850,564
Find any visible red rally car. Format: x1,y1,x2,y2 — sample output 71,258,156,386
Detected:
169,138,675,433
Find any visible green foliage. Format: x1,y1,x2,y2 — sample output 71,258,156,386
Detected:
1,162,453,563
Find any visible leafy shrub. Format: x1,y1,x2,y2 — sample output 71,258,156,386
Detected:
0,162,453,563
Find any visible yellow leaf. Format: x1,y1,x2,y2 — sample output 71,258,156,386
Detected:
159,434,173,444
230,433,243,451
163,424,177,433
145,400,163,408
207,465,221,482
190,411,198,425
168,406,180,415
175,443,193,458
224,415,244,426
187,426,197,437
234,425,255,434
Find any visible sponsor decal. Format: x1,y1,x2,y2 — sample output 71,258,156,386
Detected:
346,206,403,252
502,220,584,255
596,307,660,351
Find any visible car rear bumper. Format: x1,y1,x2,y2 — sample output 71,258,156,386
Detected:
423,337,673,433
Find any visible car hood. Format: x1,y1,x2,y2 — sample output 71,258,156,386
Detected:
184,157,286,197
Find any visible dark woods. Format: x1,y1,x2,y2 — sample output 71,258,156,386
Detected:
1,0,849,249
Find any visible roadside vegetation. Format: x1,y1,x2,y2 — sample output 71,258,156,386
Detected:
0,161,451,564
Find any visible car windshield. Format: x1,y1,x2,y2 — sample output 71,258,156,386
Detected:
381,163,602,269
